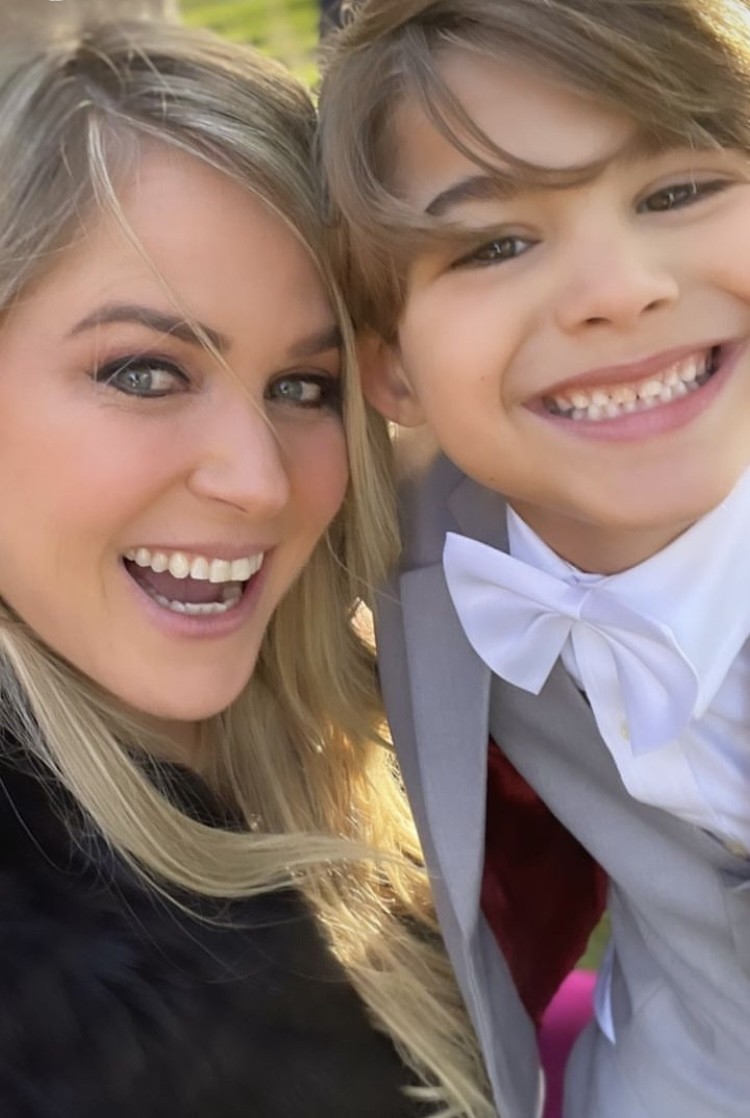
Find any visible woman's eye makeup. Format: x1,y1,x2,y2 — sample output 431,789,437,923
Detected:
637,177,731,214
93,354,342,412
94,355,189,398
266,372,342,412
450,233,536,270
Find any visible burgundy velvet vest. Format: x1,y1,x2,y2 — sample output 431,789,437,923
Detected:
481,741,607,1026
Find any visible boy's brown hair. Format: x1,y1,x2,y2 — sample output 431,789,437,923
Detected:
318,0,750,337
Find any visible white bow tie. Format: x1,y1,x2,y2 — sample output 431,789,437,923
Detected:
443,531,699,757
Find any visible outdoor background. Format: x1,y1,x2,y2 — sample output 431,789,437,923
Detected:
183,0,321,83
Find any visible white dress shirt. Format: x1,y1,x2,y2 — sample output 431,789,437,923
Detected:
506,467,750,852
445,467,750,1045
510,471,750,1044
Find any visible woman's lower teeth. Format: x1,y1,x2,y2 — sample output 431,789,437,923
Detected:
150,587,243,615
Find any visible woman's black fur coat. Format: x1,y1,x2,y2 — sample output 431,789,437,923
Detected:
0,745,425,1117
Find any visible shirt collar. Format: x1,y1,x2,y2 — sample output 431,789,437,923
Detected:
507,467,750,716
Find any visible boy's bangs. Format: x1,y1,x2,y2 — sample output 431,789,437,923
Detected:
332,0,750,208
360,50,674,271
321,0,750,332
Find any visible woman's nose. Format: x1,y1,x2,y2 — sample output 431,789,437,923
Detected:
187,402,290,517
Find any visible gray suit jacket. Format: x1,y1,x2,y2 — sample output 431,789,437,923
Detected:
376,442,750,1118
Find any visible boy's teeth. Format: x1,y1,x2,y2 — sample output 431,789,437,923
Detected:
124,547,264,583
611,385,637,405
545,349,716,422
638,378,663,399
568,390,590,409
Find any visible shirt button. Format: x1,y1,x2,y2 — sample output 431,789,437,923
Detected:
619,720,630,741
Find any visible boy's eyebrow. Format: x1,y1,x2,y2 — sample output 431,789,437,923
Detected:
425,173,524,216
424,133,668,218
69,303,229,352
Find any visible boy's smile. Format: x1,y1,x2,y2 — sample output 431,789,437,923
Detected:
538,345,715,421
366,49,750,572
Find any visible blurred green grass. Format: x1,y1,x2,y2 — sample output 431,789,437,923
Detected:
182,0,320,83
579,914,609,971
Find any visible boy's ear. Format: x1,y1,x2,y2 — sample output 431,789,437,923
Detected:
357,333,426,428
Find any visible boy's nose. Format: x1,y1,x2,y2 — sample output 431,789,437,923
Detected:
187,404,290,517
554,236,679,334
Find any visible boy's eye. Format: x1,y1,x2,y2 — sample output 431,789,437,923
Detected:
266,373,342,411
637,178,729,213
451,234,535,269
95,357,188,397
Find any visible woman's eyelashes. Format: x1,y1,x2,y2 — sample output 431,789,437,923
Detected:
267,372,342,412
93,355,342,412
94,355,189,398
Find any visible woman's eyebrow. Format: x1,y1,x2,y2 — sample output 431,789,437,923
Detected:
69,302,229,352
286,324,342,359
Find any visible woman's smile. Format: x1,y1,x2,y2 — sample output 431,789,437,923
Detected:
123,546,266,616
0,147,349,726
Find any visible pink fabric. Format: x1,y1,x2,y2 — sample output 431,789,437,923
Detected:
539,970,596,1118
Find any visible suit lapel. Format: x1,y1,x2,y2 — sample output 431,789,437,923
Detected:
447,472,510,549
382,459,544,1117
400,563,491,936
396,468,509,936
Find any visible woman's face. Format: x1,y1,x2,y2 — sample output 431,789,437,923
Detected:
371,49,750,571
0,147,348,743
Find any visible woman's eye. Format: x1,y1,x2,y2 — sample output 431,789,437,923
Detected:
267,374,342,411
638,178,729,213
95,357,188,397
452,234,534,269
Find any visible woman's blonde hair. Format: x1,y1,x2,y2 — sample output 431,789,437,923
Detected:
318,0,750,337
0,21,492,1117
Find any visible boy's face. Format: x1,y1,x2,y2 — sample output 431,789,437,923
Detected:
365,49,750,571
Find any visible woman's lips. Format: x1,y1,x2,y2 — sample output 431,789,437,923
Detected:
121,551,271,638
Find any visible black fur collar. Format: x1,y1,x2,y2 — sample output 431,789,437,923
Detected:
0,747,424,1117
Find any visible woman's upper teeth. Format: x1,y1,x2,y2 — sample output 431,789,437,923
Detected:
124,548,263,582
550,351,710,414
